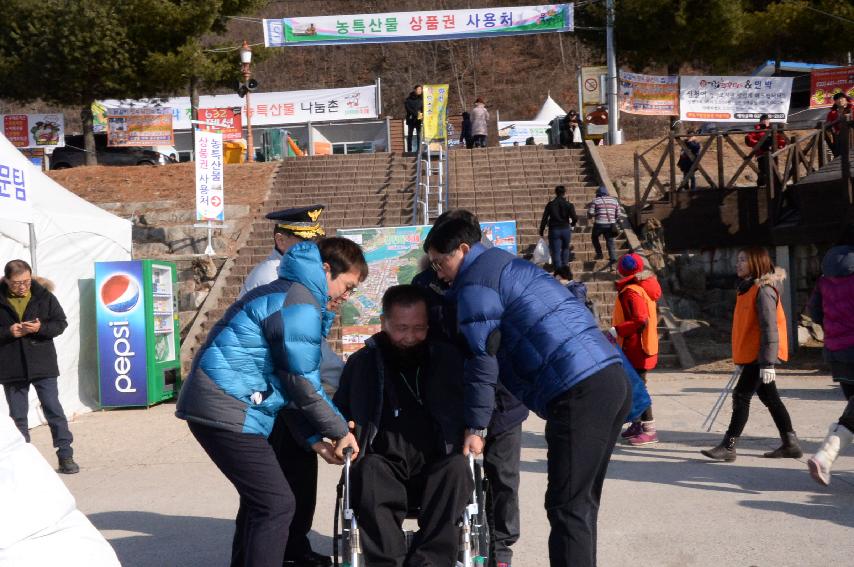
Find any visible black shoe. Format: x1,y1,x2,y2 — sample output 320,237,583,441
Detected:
58,456,80,474
594,254,604,260
282,550,332,567
701,435,738,462
763,432,803,458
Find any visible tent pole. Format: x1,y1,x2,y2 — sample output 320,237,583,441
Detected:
28,222,38,274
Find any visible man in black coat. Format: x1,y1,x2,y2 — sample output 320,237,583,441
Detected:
333,285,473,567
404,85,423,153
0,259,77,474
540,185,578,280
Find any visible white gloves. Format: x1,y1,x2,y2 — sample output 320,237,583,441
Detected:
760,367,776,384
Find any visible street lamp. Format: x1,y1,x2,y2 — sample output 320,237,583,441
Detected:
240,40,254,162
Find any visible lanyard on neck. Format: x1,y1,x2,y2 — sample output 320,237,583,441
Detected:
399,367,422,406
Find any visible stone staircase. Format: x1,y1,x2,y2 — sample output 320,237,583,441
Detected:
183,147,681,370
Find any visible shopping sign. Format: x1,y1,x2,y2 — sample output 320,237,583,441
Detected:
423,84,449,142
680,76,793,123
195,129,224,222
106,108,174,146
618,71,679,116
1,114,65,149
263,4,573,46
198,108,243,140
809,66,854,108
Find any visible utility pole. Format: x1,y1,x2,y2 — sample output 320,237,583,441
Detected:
605,0,620,145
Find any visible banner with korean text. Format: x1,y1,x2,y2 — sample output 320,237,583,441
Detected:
680,76,793,123
809,66,854,108
264,5,573,47
0,134,34,223
106,108,174,146
618,72,679,116
1,114,65,150
423,84,449,142
195,130,224,222
198,108,243,140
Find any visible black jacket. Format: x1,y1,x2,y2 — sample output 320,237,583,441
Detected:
0,278,67,384
333,333,466,462
404,93,423,126
539,196,578,235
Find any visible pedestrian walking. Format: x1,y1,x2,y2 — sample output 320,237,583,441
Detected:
587,186,626,267
745,114,787,187
702,246,802,462
424,216,631,567
471,98,489,148
539,185,578,280
176,238,366,567
677,130,700,191
610,253,662,446
807,224,854,485
405,86,423,153
826,92,852,158
460,111,474,149
0,259,78,475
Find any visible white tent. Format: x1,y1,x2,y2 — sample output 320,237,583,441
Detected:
534,95,567,123
0,133,132,426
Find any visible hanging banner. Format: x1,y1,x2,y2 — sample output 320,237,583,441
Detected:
423,84,449,142
581,66,608,106
0,134,34,223
195,130,224,222
95,85,378,131
264,4,573,47
809,66,854,108
106,108,174,146
1,114,65,149
498,121,550,146
618,71,679,116
680,76,793,123
198,108,243,140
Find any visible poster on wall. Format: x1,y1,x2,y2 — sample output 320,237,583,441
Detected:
618,71,679,116
106,108,174,146
336,221,517,357
264,5,573,47
1,114,65,149
679,76,793,122
809,66,854,108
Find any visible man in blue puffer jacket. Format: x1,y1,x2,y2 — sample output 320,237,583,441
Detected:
424,216,632,567
176,238,366,567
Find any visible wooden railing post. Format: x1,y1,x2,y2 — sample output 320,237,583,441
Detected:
841,117,852,205
634,151,642,227
668,130,676,206
716,133,724,190
818,121,826,167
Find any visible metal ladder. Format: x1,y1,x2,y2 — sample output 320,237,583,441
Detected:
412,139,450,225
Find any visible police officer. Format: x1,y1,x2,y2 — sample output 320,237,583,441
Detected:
239,205,339,567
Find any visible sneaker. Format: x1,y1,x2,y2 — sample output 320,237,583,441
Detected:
58,456,80,474
627,430,659,446
621,422,642,440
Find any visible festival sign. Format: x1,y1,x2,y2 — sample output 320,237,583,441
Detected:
618,71,679,116
498,121,550,146
264,5,573,47
809,66,854,108
106,108,174,146
423,84,449,142
198,107,243,140
680,76,793,123
1,114,65,149
194,129,225,222
337,221,517,357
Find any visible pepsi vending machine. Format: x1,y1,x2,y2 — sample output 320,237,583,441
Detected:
95,260,182,407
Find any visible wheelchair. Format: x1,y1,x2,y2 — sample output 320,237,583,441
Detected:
333,448,490,567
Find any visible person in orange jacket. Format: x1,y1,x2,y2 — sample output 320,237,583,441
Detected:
610,253,662,446
745,114,787,187
702,246,802,462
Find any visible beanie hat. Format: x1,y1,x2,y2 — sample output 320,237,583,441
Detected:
596,185,608,197
617,253,644,277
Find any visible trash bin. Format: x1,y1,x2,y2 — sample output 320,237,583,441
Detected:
223,139,247,164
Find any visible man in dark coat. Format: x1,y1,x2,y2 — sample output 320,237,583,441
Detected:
0,259,77,474
404,85,423,153
540,185,578,280
333,285,473,567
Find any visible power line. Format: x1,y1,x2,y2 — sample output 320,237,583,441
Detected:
803,5,854,25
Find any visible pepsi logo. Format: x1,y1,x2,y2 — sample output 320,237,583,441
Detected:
100,274,141,313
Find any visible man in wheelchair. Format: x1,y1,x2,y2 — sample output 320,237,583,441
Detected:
333,285,474,566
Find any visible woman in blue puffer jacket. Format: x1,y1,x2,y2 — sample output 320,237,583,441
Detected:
176,237,367,567
424,215,631,567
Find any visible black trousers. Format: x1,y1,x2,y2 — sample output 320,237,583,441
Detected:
473,135,487,148
406,122,421,153
188,422,295,567
483,424,522,565
269,412,318,559
726,362,795,438
591,225,617,261
636,370,653,422
839,382,854,433
545,363,632,567
4,377,73,458
351,453,473,567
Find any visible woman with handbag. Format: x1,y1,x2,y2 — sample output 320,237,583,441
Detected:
587,186,626,268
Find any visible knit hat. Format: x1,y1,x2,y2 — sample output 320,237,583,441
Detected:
617,253,644,277
596,185,608,197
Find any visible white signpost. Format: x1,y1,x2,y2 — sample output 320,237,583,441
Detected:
194,129,224,255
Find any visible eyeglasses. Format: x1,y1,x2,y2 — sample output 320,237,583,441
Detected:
8,279,31,288
429,253,453,272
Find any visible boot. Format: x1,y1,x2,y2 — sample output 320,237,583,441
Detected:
763,432,803,458
808,423,854,486
628,420,659,446
58,456,80,474
701,435,738,462
621,421,642,440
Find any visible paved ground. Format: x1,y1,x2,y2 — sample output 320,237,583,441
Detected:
30,369,854,567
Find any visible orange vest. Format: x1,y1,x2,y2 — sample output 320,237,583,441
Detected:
731,284,789,365
612,284,659,356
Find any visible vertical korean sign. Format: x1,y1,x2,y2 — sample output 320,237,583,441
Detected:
195,130,225,222
0,135,33,223
423,84,449,142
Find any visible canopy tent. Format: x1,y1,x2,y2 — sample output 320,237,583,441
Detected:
0,133,132,426
534,95,567,123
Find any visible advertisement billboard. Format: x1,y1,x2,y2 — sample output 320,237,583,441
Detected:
1,114,65,149
106,108,175,146
198,107,243,140
679,76,793,123
498,121,550,146
618,71,679,116
809,66,854,108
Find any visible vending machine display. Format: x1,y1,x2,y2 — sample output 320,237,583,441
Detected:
95,260,182,408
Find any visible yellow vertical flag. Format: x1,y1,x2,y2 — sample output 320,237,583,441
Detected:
423,84,450,142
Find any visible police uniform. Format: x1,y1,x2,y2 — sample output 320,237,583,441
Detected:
239,205,339,567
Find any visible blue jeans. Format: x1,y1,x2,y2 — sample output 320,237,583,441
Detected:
548,227,572,269
4,377,74,458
